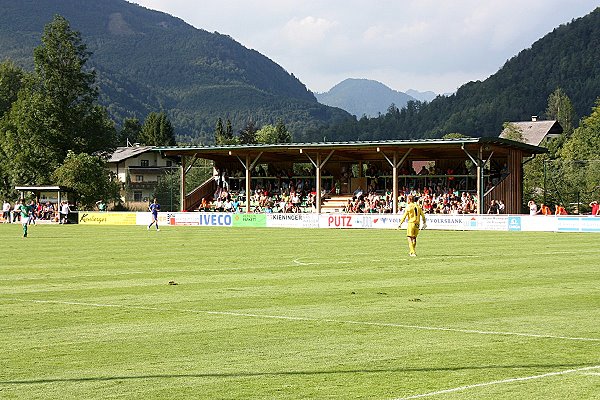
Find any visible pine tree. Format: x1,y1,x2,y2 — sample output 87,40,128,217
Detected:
238,120,257,144
139,112,176,146
0,15,116,187
214,117,224,144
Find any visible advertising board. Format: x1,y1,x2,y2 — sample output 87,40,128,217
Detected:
266,213,319,228
319,214,373,228
232,213,267,227
78,212,137,225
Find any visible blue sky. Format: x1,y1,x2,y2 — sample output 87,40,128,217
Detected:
133,0,598,94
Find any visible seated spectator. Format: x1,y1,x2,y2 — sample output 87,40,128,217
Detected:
555,204,568,215
539,203,552,215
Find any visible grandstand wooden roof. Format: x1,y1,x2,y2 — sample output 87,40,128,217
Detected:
157,137,547,164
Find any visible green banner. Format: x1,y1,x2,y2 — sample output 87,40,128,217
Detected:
232,213,267,227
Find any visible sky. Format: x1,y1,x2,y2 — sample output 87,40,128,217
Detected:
132,0,598,94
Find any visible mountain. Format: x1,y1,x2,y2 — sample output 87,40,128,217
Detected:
319,7,600,141
0,0,352,143
315,78,415,118
405,89,437,103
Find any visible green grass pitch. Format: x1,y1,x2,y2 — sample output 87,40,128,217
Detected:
1,224,599,399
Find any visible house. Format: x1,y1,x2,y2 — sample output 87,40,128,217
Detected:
499,116,563,146
108,145,177,202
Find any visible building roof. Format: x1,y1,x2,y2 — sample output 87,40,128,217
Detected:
15,186,67,191
499,120,563,146
108,146,155,163
156,137,547,165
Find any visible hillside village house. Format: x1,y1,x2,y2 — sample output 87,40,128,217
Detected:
108,145,177,203
499,117,563,146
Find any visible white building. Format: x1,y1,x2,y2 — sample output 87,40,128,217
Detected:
108,145,177,202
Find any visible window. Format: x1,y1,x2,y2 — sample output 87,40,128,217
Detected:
140,160,149,167
133,191,143,202
166,160,172,167
136,175,144,182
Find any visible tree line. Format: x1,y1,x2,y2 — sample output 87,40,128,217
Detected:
0,15,294,208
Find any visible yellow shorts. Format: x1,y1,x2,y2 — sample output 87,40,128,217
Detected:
406,223,419,238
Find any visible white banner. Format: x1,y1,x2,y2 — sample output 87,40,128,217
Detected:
266,213,319,228
81,211,600,232
319,214,374,228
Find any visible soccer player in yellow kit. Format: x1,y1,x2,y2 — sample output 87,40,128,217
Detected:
398,195,427,256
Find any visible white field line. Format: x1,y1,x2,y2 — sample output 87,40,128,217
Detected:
5,298,600,343
392,365,600,400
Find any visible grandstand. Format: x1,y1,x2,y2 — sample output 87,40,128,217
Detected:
157,137,547,214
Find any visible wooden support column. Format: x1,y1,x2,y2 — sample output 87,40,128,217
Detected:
180,155,186,211
476,146,484,214
392,152,398,214
245,154,251,213
462,144,491,214
232,152,263,213
379,148,412,214
316,153,322,213
302,149,334,213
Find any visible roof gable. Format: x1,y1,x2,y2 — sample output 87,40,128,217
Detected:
499,120,563,146
108,146,155,163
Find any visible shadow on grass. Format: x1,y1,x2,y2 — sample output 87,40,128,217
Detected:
1,362,595,385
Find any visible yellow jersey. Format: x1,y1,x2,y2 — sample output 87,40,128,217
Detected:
400,203,426,225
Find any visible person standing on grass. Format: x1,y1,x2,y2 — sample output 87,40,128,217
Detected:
18,200,30,238
148,198,160,231
60,201,71,224
398,194,427,257
2,200,10,223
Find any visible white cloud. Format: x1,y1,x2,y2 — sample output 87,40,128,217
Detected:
132,0,599,94
282,16,339,46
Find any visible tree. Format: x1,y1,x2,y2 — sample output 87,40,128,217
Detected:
214,117,224,144
561,99,600,161
139,112,176,146
31,15,116,155
238,120,257,144
501,122,525,142
118,118,142,146
0,15,116,188
52,151,120,209
225,119,233,140
275,119,292,143
255,124,279,144
546,88,575,136
0,60,24,117
540,99,600,212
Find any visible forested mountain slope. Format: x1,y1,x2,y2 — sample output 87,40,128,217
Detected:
317,7,600,141
0,0,352,142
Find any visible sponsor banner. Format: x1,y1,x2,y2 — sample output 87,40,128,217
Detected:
266,213,319,228
580,216,600,232
519,215,556,232
197,212,233,227
507,216,522,231
79,211,137,225
232,213,267,227
167,212,201,226
470,215,508,231
423,214,473,230
558,216,600,232
371,215,402,229
136,212,170,226
319,214,374,228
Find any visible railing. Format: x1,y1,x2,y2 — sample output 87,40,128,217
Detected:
184,177,217,211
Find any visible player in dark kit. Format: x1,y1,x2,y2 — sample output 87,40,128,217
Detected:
148,198,160,231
